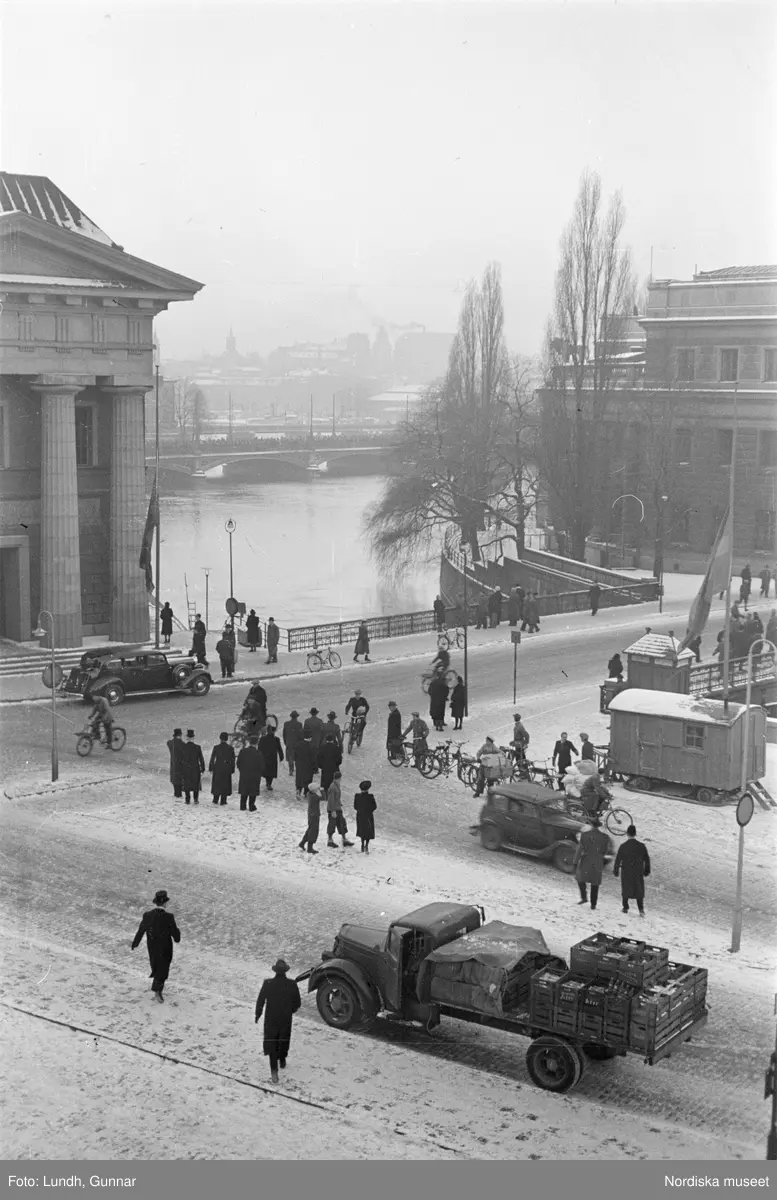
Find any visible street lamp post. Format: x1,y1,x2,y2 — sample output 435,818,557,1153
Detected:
225,519,236,630
654,493,669,614
461,543,469,717
611,494,644,571
33,611,59,782
203,567,211,632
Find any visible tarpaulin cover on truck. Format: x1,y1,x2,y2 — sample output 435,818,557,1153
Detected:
416,922,566,1016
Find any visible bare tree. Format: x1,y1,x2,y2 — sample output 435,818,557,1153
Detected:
364,264,538,573
538,169,637,560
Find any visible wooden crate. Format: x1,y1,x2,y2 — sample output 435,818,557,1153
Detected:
579,1011,604,1040
569,933,621,978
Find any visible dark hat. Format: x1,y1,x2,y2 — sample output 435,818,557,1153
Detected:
626,824,637,837
359,780,372,790
272,959,290,974
327,711,336,719
310,707,319,715
269,616,275,622
219,731,229,741
186,729,195,739
250,609,256,615
173,728,182,737
153,890,170,906
388,700,397,708
325,733,335,742
513,713,522,720
290,710,299,718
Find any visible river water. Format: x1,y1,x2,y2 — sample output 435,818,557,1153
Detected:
158,477,440,631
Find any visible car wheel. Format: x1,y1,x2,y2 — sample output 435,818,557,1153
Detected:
104,684,124,706
316,977,362,1030
552,843,576,874
191,675,210,696
480,824,503,851
172,663,191,686
525,1037,583,1092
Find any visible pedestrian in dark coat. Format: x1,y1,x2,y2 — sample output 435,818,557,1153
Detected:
613,825,651,916
131,889,180,1003
317,734,343,792
325,772,353,848
167,728,185,797
283,710,303,776
298,785,322,853
766,610,777,647
607,653,624,681
579,732,595,761
552,732,578,787
354,620,371,663
521,593,540,633
255,959,302,1082
386,701,402,749
688,634,702,663
193,613,206,636
589,584,602,616
161,602,174,646
181,730,205,803
433,594,446,632
321,711,343,748
488,589,503,627
428,674,449,731
475,595,488,629
208,732,235,805
294,734,318,797
303,708,324,751
237,738,265,811
573,817,609,910
355,780,377,853
449,676,466,730
265,617,279,663
759,566,771,598
215,635,235,679
258,728,284,792
191,628,208,667
507,588,521,626
246,609,261,652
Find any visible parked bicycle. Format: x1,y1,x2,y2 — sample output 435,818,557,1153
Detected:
307,646,342,673
419,740,479,789
346,714,366,755
76,723,126,757
437,627,466,651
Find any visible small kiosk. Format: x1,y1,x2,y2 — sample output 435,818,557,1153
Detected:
600,631,694,714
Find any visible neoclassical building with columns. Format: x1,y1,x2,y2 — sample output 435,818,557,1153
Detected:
0,172,202,646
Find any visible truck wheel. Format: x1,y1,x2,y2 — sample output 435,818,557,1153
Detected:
316,978,362,1030
525,1037,583,1092
583,1044,619,1061
633,776,653,792
480,824,503,852
552,843,576,874
104,684,124,706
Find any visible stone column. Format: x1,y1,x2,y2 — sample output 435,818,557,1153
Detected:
32,381,85,648
105,386,151,643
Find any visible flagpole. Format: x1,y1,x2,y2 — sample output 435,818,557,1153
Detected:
154,364,161,650
722,386,738,713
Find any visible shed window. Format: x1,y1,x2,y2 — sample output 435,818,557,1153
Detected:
684,723,705,750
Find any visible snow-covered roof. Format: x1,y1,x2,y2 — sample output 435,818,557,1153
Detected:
0,173,115,246
694,266,777,282
608,689,744,725
625,632,694,660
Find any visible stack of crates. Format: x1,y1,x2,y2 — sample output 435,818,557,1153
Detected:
529,965,568,1026
603,979,639,1046
579,983,608,1041
569,932,621,979
615,940,669,989
554,977,588,1034
628,961,709,1054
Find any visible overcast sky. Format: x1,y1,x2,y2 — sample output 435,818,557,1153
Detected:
3,1,775,359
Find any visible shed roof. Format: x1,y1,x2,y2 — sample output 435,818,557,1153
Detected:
608,689,745,726
694,265,777,282
625,632,694,660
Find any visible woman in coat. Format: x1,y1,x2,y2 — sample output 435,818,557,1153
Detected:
353,620,371,663
131,889,181,1003
161,602,174,646
428,674,449,731
208,732,236,805
246,609,261,652
572,817,610,910
449,676,466,730
258,727,284,793
354,780,377,853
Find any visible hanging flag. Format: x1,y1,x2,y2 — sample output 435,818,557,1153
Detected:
679,506,733,650
139,471,159,593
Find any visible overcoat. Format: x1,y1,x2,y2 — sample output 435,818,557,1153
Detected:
181,740,205,791
167,737,185,788
303,714,324,750
132,907,181,983
245,613,261,647
258,732,284,781
507,592,521,624
354,791,377,840
255,975,302,1061
237,744,265,793
449,683,466,719
613,838,651,900
321,719,343,747
355,624,370,655
266,622,280,654
573,827,610,885
282,718,304,756
161,606,174,636
317,741,343,790
428,677,449,724
294,740,318,790
208,742,236,796
386,709,402,746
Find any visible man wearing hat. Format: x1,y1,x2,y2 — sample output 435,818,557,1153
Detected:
303,707,324,751
181,730,206,804
282,710,303,777
317,732,343,794
386,701,402,753
237,735,265,811
208,732,236,806
321,710,343,749
572,817,610,911
131,889,181,1003
293,731,318,798
510,713,530,763
166,728,185,799
255,958,302,1083
298,783,322,853
402,711,429,768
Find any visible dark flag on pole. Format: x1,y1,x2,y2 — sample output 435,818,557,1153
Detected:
139,471,159,593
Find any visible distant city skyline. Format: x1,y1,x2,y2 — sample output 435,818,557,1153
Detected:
4,2,775,359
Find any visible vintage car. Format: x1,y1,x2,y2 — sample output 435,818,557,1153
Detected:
470,781,614,873
62,646,212,705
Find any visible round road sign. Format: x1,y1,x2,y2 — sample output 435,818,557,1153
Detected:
225,518,237,534
41,662,64,689
225,597,239,617
736,793,755,828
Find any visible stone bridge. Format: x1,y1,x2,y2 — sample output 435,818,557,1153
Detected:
147,444,399,483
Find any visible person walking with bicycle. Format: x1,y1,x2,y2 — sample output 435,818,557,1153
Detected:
89,693,114,748
386,701,402,753
403,711,429,768
474,736,504,797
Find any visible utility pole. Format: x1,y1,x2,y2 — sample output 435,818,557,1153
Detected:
723,390,738,713
309,394,314,440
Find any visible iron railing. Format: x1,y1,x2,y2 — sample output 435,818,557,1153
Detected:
689,652,776,697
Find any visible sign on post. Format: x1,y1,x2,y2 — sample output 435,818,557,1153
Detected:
736,793,755,828
41,663,63,690
225,597,239,617
511,630,521,645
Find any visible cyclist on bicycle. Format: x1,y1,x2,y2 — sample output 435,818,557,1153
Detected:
474,736,506,796
578,773,612,818
88,693,114,746
431,645,451,677
241,683,267,736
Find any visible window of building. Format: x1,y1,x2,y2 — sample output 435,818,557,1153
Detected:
0,403,7,468
684,724,705,750
759,430,777,468
765,348,777,382
755,509,776,551
720,348,739,382
677,349,695,382
74,405,95,467
717,429,733,465
675,428,692,464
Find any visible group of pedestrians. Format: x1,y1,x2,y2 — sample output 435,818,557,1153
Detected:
428,672,467,731
573,821,651,917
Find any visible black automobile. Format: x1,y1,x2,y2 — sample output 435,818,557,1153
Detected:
62,646,212,706
470,781,614,874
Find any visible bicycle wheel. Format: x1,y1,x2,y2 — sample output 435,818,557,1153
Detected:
327,650,342,670
605,807,632,836
109,727,127,751
76,734,93,758
417,751,440,779
437,631,451,650
387,744,406,767
356,723,364,747
347,727,357,755
565,801,588,822
307,652,323,673
455,629,466,649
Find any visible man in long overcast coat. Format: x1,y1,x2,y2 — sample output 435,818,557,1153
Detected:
131,889,181,1003
255,959,302,1083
